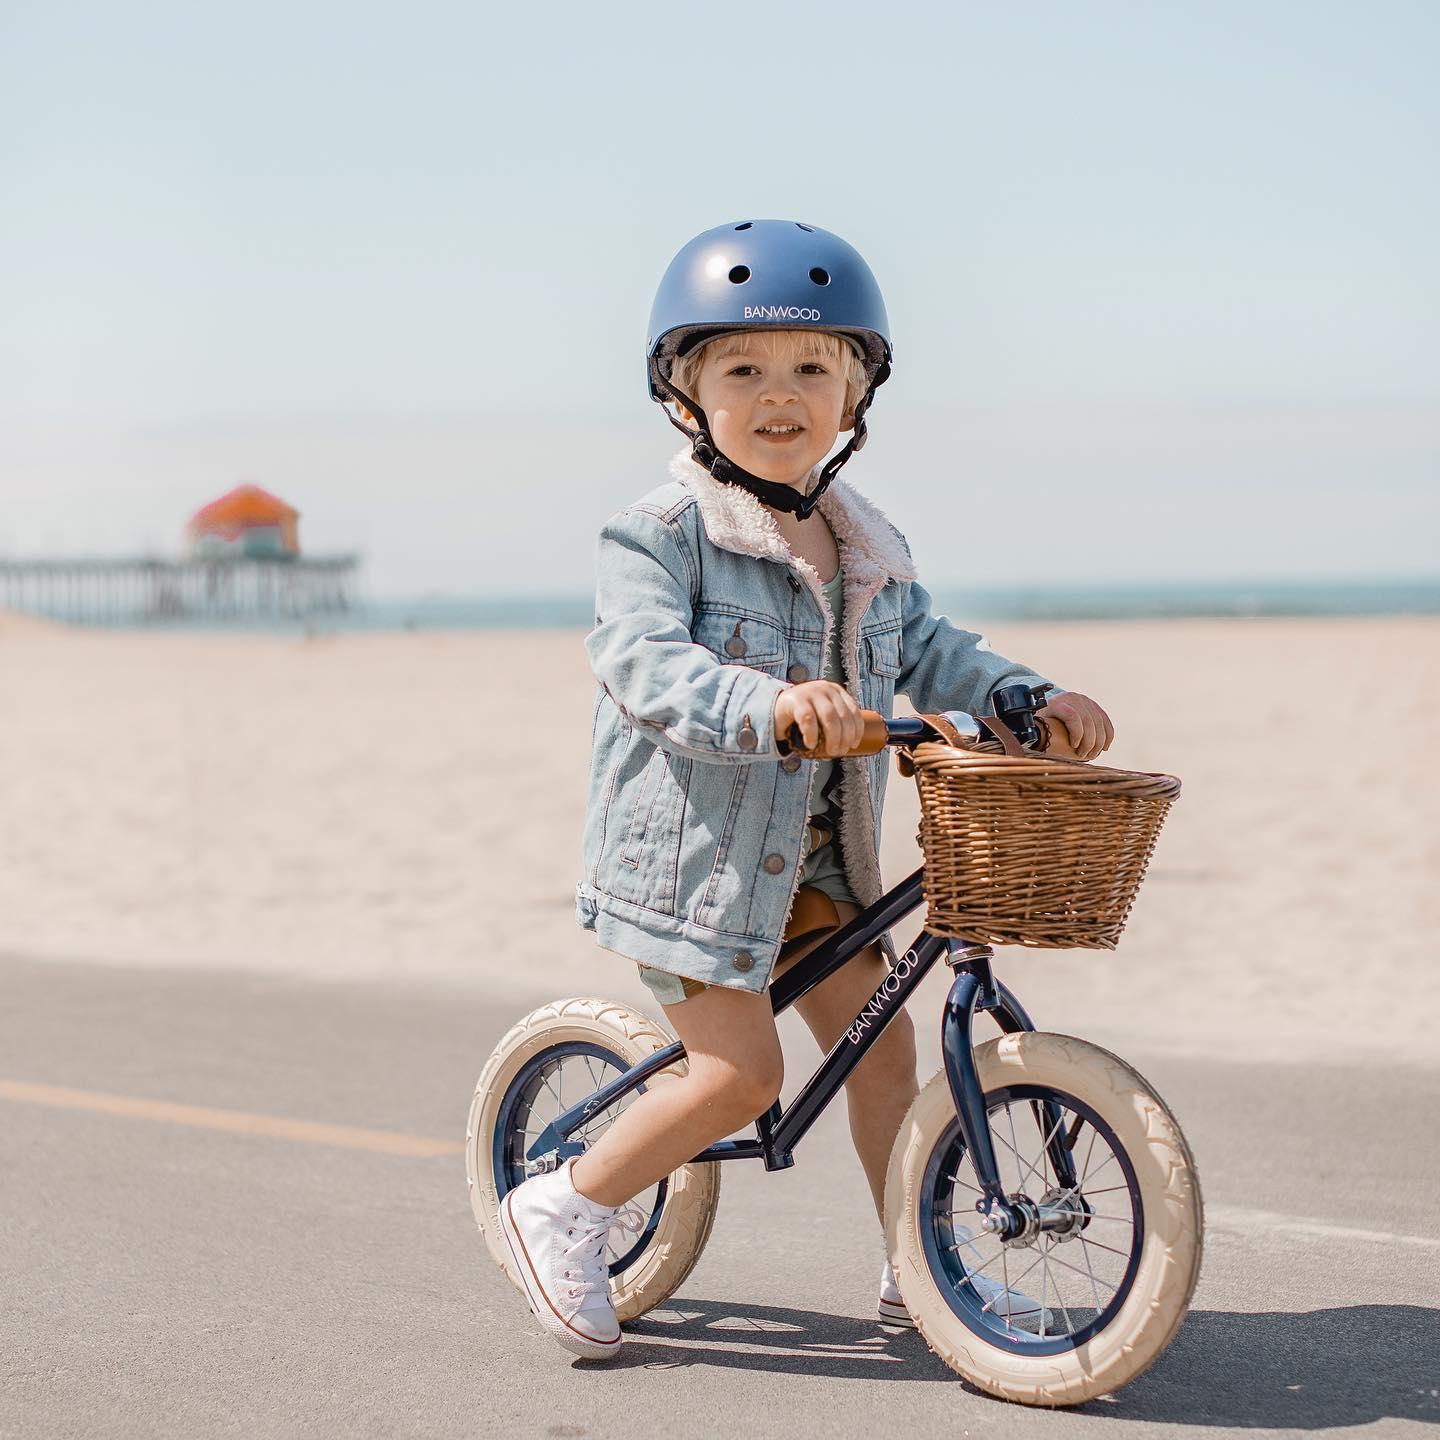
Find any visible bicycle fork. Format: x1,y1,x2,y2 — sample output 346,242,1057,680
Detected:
941,941,1082,1243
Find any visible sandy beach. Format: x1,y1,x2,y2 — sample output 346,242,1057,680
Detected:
2,610,1436,1066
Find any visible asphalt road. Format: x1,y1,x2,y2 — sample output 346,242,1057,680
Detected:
2,953,1437,1440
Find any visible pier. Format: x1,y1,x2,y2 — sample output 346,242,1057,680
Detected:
0,554,360,625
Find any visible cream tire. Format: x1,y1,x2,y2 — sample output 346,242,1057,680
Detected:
885,1031,1202,1406
466,996,720,1323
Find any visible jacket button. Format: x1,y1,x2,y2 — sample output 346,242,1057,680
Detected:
787,663,809,683
724,622,747,658
733,951,755,972
763,853,786,874
737,717,758,751
781,755,801,774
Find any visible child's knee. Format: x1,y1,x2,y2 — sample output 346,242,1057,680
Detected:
728,1053,784,1123
691,1052,783,1127
747,1051,786,1114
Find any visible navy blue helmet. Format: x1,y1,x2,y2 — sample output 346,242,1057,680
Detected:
646,220,893,519
647,219,892,398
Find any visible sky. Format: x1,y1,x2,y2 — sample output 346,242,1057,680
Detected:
1,1,1436,596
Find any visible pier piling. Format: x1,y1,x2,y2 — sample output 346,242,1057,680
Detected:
0,555,359,625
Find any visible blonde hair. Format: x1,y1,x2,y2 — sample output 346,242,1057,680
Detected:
670,329,869,418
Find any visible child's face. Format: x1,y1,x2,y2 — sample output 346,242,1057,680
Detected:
687,330,854,490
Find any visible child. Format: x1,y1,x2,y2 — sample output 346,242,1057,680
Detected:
499,220,1114,1359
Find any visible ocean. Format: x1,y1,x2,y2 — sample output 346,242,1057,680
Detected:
185,577,1440,631
11,578,1439,632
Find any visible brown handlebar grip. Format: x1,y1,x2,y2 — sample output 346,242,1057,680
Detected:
778,710,888,759
854,711,889,755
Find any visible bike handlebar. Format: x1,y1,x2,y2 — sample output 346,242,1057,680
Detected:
776,711,985,760
774,682,1056,761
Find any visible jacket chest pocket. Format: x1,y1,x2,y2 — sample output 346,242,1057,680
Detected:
861,624,903,708
693,607,787,676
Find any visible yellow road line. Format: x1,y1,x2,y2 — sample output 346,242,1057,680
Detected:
0,1079,463,1158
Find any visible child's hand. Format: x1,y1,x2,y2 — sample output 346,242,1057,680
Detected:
774,681,866,757
1037,693,1114,761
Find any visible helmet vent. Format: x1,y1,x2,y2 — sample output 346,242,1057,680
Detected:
809,267,831,286
795,223,815,232
728,265,751,284
734,222,753,231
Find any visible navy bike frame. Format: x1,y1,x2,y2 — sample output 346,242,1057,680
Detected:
524,867,1081,1212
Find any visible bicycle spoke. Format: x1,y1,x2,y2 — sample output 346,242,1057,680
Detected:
1040,1244,1049,1338
947,1234,1002,1268
1078,1222,1105,1313
945,1173,983,1195
1006,1103,1023,1190
1044,1238,1076,1335
1077,1233,1132,1261
1079,1125,1098,1191
996,1249,1015,1333
1079,1146,1120,1190
1028,1110,1066,1194
1051,1182,1131,1206
993,1106,1066,1197
573,1082,619,1140
576,1102,622,1139
1040,1105,1067,1190
1040,1244,1119,1297
956,1252,1008,1291
992,1127,1043,1194
982,1246,1048,1315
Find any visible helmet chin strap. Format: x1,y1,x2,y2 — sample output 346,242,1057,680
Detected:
652,368,883,522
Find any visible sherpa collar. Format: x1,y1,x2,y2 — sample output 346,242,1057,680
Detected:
667,449,917,591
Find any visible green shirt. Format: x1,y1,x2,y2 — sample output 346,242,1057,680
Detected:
807,567,846,819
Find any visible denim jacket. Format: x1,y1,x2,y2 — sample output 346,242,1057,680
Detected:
575,450,1061,994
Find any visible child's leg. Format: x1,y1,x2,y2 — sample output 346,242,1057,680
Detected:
772,899,918,1221
569,984,784,1209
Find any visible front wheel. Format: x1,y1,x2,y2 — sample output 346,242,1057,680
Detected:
885,1031,1202,1406
466,997,720,1322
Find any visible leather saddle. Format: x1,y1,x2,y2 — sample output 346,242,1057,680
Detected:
777,884,844,964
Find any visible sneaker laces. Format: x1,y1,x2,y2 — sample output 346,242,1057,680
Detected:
560,1206,644,1308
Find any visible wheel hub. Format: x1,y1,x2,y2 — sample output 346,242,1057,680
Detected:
1037,1186,1091,1242
525,1140,585,1178
977,1188,1093,1247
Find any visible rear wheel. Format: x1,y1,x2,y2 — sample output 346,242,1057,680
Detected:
467,997,720,1322
885,1031,1202,1406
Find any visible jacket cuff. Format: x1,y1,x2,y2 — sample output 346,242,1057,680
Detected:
724,669,787,758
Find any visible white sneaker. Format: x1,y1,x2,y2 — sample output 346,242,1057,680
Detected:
497,1157,639,1360
949,1226,1055,1330
880,1230,1056,1332
878,1259,914,1328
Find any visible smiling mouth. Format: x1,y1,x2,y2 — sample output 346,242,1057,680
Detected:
755,423,805,438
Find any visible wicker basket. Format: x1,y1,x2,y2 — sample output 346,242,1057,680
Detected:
910,739,1181,950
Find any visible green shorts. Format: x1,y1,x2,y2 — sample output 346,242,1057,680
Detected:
636,826,857,1007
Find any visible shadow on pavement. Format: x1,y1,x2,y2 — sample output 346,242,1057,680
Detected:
616,1297,949,1381
1096,1304,1440,1429
618,1299,1440,1428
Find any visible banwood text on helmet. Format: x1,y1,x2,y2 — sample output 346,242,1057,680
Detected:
647,219,892,520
